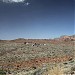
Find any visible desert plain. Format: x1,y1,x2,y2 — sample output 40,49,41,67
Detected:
0,35,75,75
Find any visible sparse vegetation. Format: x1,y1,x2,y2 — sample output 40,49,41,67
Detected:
0,35,75,75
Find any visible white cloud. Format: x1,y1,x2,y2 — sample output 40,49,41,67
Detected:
1,0,25,3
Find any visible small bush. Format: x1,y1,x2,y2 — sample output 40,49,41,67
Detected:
0,70,6,75
71,66,75,71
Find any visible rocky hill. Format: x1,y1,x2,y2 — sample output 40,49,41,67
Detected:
59,35,75,41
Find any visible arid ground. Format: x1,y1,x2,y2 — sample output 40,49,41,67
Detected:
0,35,75,75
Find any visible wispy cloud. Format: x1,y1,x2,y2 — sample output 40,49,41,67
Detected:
1,0,25,3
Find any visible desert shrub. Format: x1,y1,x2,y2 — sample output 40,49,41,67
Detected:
63,62,68,65
0,70,6,75
33,69,41,75
32,66,37,70
69,60,74,63
71,66,75,71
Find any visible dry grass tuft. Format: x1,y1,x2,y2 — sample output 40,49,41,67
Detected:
43,64,64,75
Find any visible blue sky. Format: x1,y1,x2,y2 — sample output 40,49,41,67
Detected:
0,0,74,40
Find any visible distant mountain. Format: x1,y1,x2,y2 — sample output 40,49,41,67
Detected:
0,35,75,43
